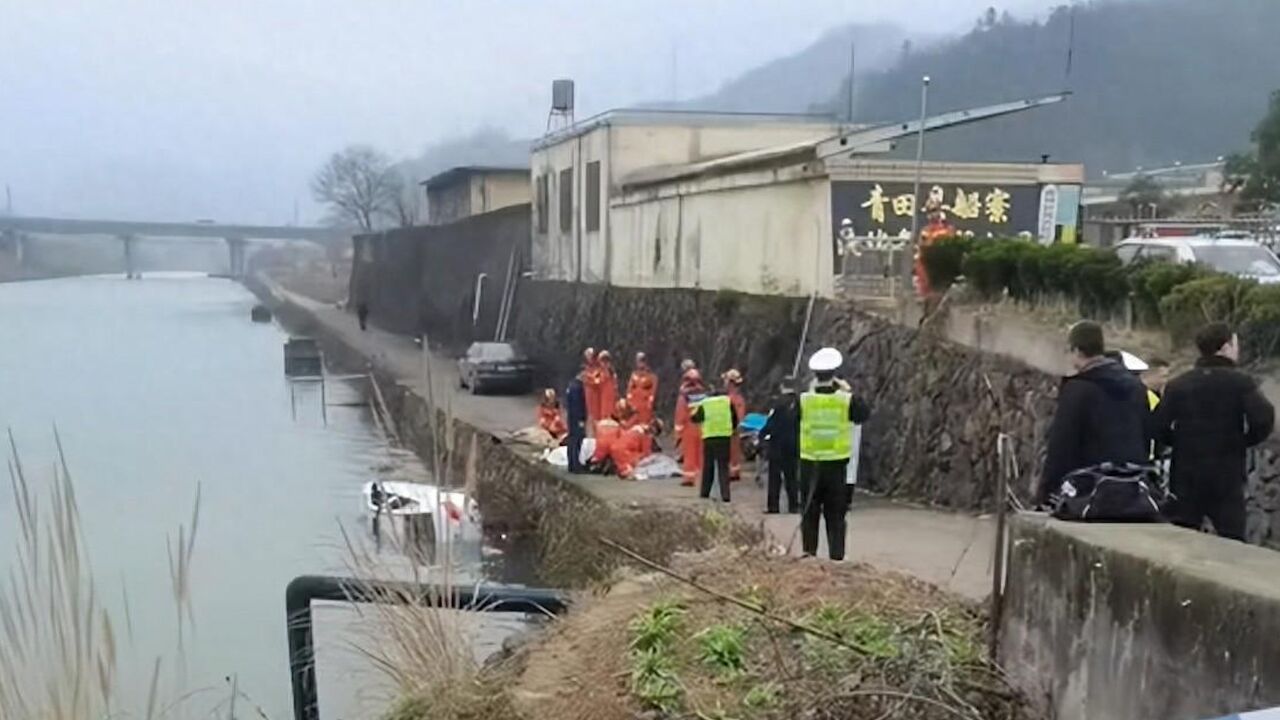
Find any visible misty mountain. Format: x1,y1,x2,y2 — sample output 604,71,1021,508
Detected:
668,22,923,114
817,0,1280,176
633,23,929,115
399,128,533,184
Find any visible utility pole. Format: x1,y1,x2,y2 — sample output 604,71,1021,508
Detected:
4,184,11,215
904,75,931,298
846,42,857,123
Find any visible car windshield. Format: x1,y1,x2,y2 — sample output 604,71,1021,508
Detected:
473,343,519,361
1191,245,1280,277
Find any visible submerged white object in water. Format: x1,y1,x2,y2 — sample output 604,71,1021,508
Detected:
362,480,479,524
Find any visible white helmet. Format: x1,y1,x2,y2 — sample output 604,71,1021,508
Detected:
808,347,843,373
1118,350,1148,372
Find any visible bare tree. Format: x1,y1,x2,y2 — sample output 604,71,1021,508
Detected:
311,145,406,231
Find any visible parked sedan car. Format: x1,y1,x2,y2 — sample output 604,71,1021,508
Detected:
1114,236,1280,284
457,342,535,395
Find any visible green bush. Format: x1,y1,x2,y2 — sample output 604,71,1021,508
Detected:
1159,275,1255,345
1242,284,1280,357
962,239,1032,299
1125,261,1217,327
919,235,974,291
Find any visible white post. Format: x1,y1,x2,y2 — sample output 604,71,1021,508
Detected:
904,75,931,297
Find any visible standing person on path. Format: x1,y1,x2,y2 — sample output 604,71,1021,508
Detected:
356,301,370,331
627,352,658,425
798,348,871,561
1154,323,1275,541
1037,321,1149,507
597,350,619,426
691,382,738,502
564,373,588,474
675,368,707,487
762,377,801,514
581,348,601,430
723,369,747,481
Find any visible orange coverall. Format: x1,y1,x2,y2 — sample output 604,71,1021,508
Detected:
591,418,623,465
582,359,603,429
612,424,651,479
675,382,705,487
536,403,567,441
627,368,658,424
727,386,746,480
598,364,618,424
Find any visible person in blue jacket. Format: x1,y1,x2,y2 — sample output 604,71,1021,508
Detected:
564,373,589,473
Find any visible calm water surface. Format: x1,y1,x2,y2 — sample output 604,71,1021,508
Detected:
0,274,527,719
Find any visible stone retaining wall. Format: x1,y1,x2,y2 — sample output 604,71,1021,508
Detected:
509,280,1280,545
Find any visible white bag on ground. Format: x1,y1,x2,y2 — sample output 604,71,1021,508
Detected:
544,438,596,468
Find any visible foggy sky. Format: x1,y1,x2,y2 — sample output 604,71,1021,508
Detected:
0,0,1058,225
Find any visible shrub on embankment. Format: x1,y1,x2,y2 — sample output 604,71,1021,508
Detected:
921,236,1280,356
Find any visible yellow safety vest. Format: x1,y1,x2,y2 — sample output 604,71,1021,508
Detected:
799,391,853,461
1147,389,1160,411
699,395,734,439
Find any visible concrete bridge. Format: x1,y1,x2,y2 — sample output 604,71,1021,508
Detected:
0,215,345,279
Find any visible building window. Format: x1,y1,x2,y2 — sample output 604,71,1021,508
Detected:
536,175,549,233
585,161,601,232
559,168,573,233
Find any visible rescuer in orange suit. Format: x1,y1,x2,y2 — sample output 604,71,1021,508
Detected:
611,400,648,479
914,204,956,298
723,369,747,480
536,388,568,442
675,368,707,487
627,352,658,425
597,350,619,424
582,347,602,430
591,403,624,468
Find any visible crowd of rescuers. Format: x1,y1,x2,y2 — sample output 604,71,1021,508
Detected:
534,346,871,560
1038,319,1275,541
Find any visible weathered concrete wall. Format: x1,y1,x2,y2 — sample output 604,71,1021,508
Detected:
1001,514,1280,720
509,280,1280,545
349,204,529,347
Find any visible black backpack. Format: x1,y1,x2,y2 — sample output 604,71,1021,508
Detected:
1051,462,1167,523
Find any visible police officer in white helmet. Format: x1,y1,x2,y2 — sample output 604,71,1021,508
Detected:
797,347,871,560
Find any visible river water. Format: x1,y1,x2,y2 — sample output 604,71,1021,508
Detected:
0,274,529,719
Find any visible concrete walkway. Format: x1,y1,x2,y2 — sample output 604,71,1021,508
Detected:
269,283,996,601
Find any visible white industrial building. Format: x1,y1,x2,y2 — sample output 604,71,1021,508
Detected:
530,104,1084,298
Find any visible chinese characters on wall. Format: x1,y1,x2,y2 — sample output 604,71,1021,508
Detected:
843,182,1028,240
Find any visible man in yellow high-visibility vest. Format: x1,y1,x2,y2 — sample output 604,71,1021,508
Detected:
798,347,871,560
691,382,739,502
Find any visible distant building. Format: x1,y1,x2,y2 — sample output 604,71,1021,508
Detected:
530,108,1083,297
422,166,529,226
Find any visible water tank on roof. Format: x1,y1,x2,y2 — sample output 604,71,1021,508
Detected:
551,80,575,112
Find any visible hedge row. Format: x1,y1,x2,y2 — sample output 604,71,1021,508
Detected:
919,237,1280,356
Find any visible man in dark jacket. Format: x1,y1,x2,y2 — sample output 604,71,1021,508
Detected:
762,377,800,514
1038,321,1150,506
1153,323,1274,541
564,373,589,473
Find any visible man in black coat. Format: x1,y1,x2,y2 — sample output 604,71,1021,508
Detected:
564,373,589,474
762,377,800,513
1153,323,1275,541
1038,321,1150,506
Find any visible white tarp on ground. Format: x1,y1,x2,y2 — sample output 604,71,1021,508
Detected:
632,454,681,480
543,439,596,468
847,424,863,485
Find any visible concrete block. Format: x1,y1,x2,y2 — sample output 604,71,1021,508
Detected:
1001,513,1280,720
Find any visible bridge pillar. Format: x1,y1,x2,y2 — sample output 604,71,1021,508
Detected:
119,234,139,279
225,237,247,279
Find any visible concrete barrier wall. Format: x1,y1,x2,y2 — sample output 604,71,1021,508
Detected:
1000,514,1280,720
349,204,530,347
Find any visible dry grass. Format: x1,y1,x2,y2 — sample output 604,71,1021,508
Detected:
1,431,205,720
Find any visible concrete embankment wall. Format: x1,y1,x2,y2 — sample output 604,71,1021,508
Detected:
247,274,733,588
348,204,530,347
1001,514,1280,720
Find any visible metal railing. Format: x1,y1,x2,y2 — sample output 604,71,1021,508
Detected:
285,574,569,720
836,236,912,300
